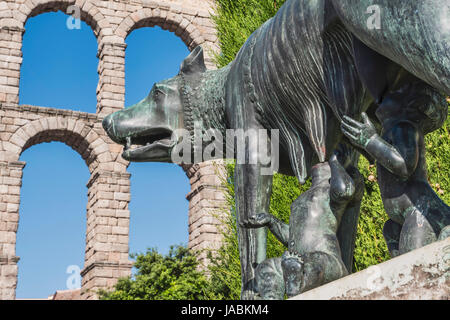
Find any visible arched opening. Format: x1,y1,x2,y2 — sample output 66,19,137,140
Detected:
15,8,100,298
19,11,98,112
125,26,191,256
15,141,90,299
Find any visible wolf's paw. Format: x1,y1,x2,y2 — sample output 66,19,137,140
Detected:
241,289,259,300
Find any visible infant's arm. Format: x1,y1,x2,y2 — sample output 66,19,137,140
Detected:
365,121,419,179
241,213,289,247
267,215,290,247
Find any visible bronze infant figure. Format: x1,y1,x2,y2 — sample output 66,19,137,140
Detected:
342,80,450,256
242,144,364,299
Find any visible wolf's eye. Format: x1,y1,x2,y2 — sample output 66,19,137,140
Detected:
154,88,165,100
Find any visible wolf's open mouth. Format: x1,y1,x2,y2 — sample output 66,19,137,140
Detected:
123,127,175,154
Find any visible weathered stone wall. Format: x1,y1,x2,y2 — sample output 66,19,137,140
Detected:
184,161,227,267
0,0,219,114
0,0,225,300
0,104,134,300
0,161,23,300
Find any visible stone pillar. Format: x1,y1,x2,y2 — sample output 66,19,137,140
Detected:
96,41,127,117
0,161,25,300
185,160,227,267
81,170,133,300
0,26,24,105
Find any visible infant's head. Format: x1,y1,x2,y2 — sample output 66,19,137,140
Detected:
376,82,447,134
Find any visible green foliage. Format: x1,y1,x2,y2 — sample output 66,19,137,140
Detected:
212,0,286,68
353,157,390,271
424,112,450,206
99,245,208,300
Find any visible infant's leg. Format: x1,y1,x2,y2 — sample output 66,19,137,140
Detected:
399,209,437,254
281,252,304,298
438,225,450,241
383,219,402,257
300,251,348,294
281,251,348,298
286,162,349,295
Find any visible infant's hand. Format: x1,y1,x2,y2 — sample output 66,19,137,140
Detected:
240,213,272,228
341,112,378,149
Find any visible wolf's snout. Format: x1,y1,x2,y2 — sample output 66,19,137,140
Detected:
102,113,124,144
102,114,113,134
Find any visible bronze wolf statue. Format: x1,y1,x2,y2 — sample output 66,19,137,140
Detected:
103,0,450,299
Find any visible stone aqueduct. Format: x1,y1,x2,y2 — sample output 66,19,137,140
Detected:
0,0,227,299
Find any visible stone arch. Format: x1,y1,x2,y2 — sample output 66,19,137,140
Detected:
3,115,132,300
7,117,111,174
0,0,113,106
16,0,113,41
116,8,205,50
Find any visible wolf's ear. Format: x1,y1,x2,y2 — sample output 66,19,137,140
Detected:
180,46,207,75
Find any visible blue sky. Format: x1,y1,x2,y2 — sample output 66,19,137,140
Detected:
16,12,192,298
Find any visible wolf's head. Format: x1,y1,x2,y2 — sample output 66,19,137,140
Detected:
103,46,224,163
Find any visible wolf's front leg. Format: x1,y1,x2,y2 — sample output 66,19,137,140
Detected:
233,127,275,299
235,162,273,300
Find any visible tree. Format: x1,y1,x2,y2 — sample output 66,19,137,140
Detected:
99,245,209,300
212,0,285,68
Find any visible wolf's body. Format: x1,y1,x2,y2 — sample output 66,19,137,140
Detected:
103,0,450,299
225,1,370,298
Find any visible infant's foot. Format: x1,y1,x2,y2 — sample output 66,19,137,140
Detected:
438,226,450,241
281,251,304,297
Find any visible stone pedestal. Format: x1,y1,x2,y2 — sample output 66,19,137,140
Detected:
291,237,450,300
